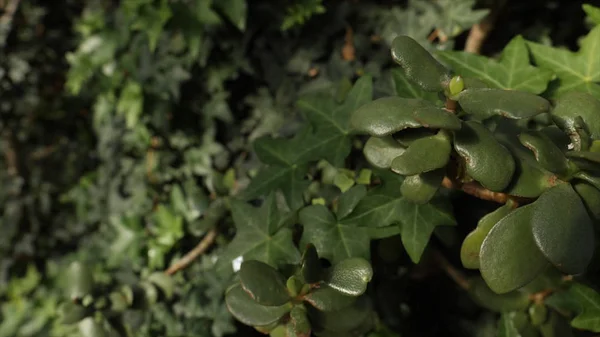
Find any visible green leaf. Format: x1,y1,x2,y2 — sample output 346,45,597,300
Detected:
288,306,311,337
147,272,174,299
480,204,549,294
540,311,575,337
390,68,438,101
299,205,370,264
240,260,291,306
550,283,600,332
225,284,291,327
551,91,600,139
299,75,373,167
66,261,94,300
336,185,367,220
584,4,600,25
301,244,323,284
528,303,548,326
400,169,444,204
468,277,530,313
363,136,405,169
461,203,513,269
351,97,461,137
303,286,357,312
243,165,309,211
436,35,553,94
59,302,89,324
497,311,537,337
219,194,301,272
116,80,143,129
343,173,455,263
453,121,516,191
456,88,550,120
324,258,373,297
530,184,595,274
391,132,452,175
527,25,600,98
518,130,569,175
391,35,451,92
78,317,108,337
574,182,600,222
213,0,247,30
308,296,371,332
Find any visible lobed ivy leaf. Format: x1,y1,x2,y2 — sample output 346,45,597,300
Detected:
219,194,301,272
527,25,600,98
437,35,553,94
546,283,600,332
584,4,600,25
343,172,455,263
336,185,368,220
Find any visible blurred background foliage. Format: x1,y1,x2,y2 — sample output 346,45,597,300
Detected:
0,0,595,336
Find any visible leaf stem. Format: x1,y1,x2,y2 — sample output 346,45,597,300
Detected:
441,176,529,206
165,227,218,275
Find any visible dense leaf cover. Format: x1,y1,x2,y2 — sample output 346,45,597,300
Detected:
1,1,600,337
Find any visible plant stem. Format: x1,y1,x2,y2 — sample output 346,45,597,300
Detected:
431,250,471,291
165,227,218,275
464,0,506,54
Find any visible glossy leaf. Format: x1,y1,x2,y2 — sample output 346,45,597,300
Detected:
336,185,368,220
461,204,512,269
400,169,444,204
301,244,323,284
480,204,549,294
299,205,370,264
240,260,290,306
391,132,452,175
454,121,515,191
303,285,357,312
324,258,373,296
437,35,553,94
343,172,455,262
457,88,550,120
225,284,291,327
566,151,600,167
351,97,461,137
519,130,569,175
391,35,451,91
288,306,311,337
527,26,600,97
574,182,600,222
530,184,595,274
547,283,600,332
219,194,301,272
390,68,438,101
468,277,530,312
551,91,600,140
363,136,405,169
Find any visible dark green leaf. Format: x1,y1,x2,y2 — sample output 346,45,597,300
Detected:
308,296,371,332
391,35,451,92
551,91,600,140
213,0,247,30
437,35,553,94
66,261,94,300
390,132,452,175
574,182,600,222
336,185,367,220
324,258,373,296
468,277,530,313
528,303,548,326
59,302,89,324
497,311,537,337
480,204,549,294
457,88,550,120
400,169,444,204
299,205,370,264
147,272,174,300
454,121,516,191
540,311,574,337
530,184,594,274
303,286,357,312
351,97,461,137
288,306,311,337
549,283,600,332
519,130,569,175
225,284,291,327
390,68,438,101
363,136,405,169
301,244,323,284
240,260,291,306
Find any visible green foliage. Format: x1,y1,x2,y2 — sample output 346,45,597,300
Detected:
3,1,600,337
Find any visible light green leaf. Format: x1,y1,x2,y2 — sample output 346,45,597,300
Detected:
342,172,455,262
299,205,370,264
116,80,143,129
437,36,553,94
219,194,301,272
583,4,600,25
214,0,247,30
527,25,600,98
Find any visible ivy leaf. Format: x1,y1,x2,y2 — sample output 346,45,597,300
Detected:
527,25,600,98
391,69,438,101
547,283,600,332
219,194,301,272
298,75,373,167
213,0,247,31
584,4,600,25
342,172,455,263
298,205,370,264
413,0,489,39
436,36,553,94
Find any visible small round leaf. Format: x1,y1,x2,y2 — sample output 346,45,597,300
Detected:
240,260,290,306
457,88,550,119
551,91,600,139
303,285,357,312
574,182,600,222
391,133,451,175
324,258,373,296
225,284,291,327
468,277,530,312
363,136,405,169
308,296,372,333
400,169,444,204
288,306,311,337
531,184,595,274
519,130,569,175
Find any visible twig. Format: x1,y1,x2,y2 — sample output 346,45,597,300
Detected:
165,228,218,275
431,250,471,291
0,0,22,47
464,0,506,54
342,26,355,61
2,131,18,176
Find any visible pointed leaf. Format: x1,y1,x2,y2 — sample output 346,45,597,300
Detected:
225,284,291,327
391,133,452,175
480,204,549,294
363,136,405,169
301,244,323,284
303,286,357,312
240,260,291,306
457,88,550,120
324,258,373,296
336,185,367,220
391,35,451,92
351,97,461,137
530,184,595,274
400,169,444,204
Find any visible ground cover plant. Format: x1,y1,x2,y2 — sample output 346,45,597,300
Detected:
1,0,600,336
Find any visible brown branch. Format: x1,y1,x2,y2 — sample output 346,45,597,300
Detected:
464,0,506,54
431,250,471,291
2,131,18,176
165,228,218,276
342,26,355,61
0,0,22,46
